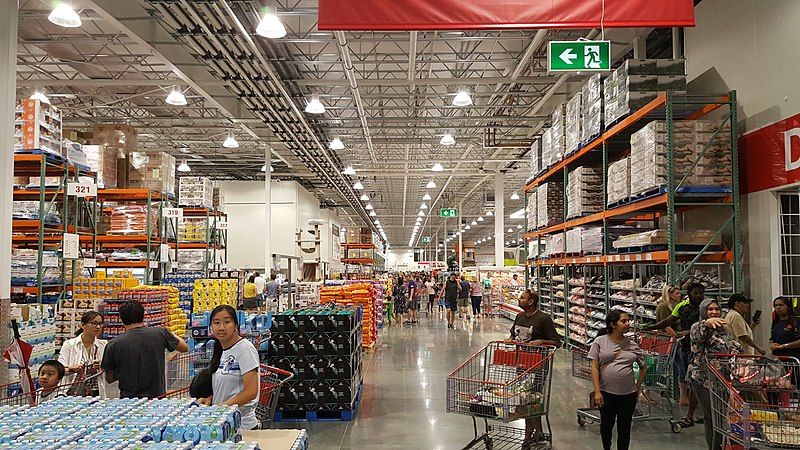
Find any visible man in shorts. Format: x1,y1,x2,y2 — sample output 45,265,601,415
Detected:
457,275,472,320
407,276,419,324
439,273,459,329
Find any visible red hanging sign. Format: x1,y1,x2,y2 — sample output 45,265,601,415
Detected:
740,113,800,194
318,0,695,31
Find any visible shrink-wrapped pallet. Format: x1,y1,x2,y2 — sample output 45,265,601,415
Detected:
550,103,566,165
606,157,630,206
566,166,603,219
565,93,582,155
537,181,564,228
581,74,603,143
178,176,214,208
128,151,176,196
541,128,553,169
566,228,582,254
529,138,542,178
580,227,604,254
604,59,687,126
526,191,537,231
83,144,117,188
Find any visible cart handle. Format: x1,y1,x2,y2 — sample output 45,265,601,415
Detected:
261,365,294,384
708,353,800,363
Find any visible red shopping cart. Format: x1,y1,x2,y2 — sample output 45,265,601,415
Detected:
572,331,680,433
447,341,556,450
707,353,800,449
0,370,104,407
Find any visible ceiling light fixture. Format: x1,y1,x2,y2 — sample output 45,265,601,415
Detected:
419,203,428,210
342,166,356,175
510,192,521,200
48,3,82,28
304,94,325,114
165,87,187,106
471,220,477,226
465,225,471,230
353,181,364,190
29,91,50,104
374,220,380,225
486,211,494,216
360,194,369,201
418,211,425,217
177,160,191,172
431,163,444,172
369,211,376,217
365,203,374,210
452,88,473,107
422,193,432,201
440,131,455,146
255,10,287,39
517,225,523,229
507,228,513,233
477,216,484,222
329,137,345,150
426,180,437,189
223,132,239,148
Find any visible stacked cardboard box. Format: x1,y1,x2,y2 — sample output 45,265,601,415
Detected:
541,128,554,168
536,181,564,228
14,99,62,156
566,228,583,254
581,74,603,144
192,278,238,313
83,144,117,188
128,151,176,196
604,59,686,126
580,227,604,254
550,103,566,165
606,157,630,206
320,283,378,349
102,287,168,339
91,124,137,188
178,176,214,208
529,139,542,179
630,120,732,195
565,93,582,155
213,186,226,212
566,166,603,218
526,191,537,231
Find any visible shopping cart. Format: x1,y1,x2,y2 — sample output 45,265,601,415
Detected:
707,353,800,449
447,341,556,450
572,331,681,433
0,370,104,407
164,346,214,393
161,364,293,429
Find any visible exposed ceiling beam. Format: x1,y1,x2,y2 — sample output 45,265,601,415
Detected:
291,76,558,87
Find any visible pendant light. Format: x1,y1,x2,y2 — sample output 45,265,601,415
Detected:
165,87,187,106
29,91,50,104
304,94,325,114
255,10,287,39
177,160,191,172
426,180,437,189
431,163,444,172
353,181,364,190
329,137,345,150
342,166,356,175
360,194,369,201
48,3,82,28
510,192,520,200
452,88,473,107
422,193,432,201
440,131,455,146
223,132,239,148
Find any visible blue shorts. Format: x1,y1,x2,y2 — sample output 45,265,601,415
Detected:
444,299,458,311
677,346,690,383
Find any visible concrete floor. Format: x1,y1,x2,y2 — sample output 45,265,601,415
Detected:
279,314,707,449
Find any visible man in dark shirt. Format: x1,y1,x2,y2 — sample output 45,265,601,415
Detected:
644,282,705,428
102,300,189,398
439,273,459,329
458,275,472,321
509,290,560,449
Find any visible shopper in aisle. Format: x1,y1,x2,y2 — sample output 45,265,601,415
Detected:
469,276,483,318
439,273,460,328
58,311,116,398
457,275,472,320
243,275,259,310
197,305,261,430
393,275,408,327
724,294,765,355
588,310,646,450
253,271,267,297
406,276,419,324
769,296,800,385
656,284,688,404
265,273,281,312
508,289,561,448
101,300,189,398
688,299,741,450
645,282,706,427
425,276,436,316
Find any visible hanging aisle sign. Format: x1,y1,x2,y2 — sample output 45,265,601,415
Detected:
548,41,611,72
163,208,183,219
67,181,97,198
318,0,695,31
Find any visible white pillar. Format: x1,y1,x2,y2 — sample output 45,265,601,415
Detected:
0,0,18,385
494,169,505,267
672,28,682,59
457,202,463,270
264,147,272,276
633,35,646,59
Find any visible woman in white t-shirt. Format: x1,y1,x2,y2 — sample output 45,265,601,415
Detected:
424,277,436,315
199,305,261,429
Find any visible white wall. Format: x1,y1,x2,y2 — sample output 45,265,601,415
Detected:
686,0,800,344
386,250,416,272
216,181,341,273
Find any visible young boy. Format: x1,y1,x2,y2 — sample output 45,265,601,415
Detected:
37,359,67,403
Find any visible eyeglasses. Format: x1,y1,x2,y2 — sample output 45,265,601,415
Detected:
88,321,103,327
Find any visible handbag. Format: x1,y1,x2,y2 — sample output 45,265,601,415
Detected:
189,370,213,399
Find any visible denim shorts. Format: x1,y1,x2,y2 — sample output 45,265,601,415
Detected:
676,346,690,383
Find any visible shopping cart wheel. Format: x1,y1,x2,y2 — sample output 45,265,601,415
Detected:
670,421,681,434
577,415,586,427
483,435,493,450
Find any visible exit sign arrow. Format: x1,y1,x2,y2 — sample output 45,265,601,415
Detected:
559,48,577,65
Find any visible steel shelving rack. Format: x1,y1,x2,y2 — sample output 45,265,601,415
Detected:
173,207,228,276
524,92,740,350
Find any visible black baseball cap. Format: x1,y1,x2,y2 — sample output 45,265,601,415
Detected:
727,293,753,309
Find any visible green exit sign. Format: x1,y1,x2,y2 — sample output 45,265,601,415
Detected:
548,40,611,72
439,208,458,218
421,236,431,244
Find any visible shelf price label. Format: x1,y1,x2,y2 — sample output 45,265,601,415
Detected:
62,233,79,259
160,244,171,263
216,221,229,230
163,208,183,219
67,181,97,198
83,258,97,268
42,255,58,267
149,260,160,269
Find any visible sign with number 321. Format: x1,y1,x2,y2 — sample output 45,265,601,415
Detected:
67,182,97,197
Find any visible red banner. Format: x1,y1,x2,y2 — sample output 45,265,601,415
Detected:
740,113,800,194
318,0,695,31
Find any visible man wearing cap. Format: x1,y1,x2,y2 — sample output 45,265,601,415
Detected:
724,294,766,355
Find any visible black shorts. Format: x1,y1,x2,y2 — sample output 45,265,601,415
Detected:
444,298,458,311
243,297,259,309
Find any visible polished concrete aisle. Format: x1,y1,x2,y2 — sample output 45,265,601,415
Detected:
283,315,707,449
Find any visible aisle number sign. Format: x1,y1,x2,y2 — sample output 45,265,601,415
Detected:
548,40,611,72
163,208,183,219
439,208,458,218
67,181,97,197
217,221,229,230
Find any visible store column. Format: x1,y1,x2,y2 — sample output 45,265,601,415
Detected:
458,201,463,270
0,1,18,386
264,147,272,276
494,169,504,267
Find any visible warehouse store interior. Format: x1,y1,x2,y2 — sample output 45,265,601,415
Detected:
1,0,800,449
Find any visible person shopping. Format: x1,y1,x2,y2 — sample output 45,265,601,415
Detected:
393,276,408,326
425,277,436,315
724,294,766,355
242,275,259,311
439,273,459,329
687,299,741,450
770,296,800,385
469,277,483,318
457,275,472,321
58,311,117,398
588,309,646,450
198,305,261,430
